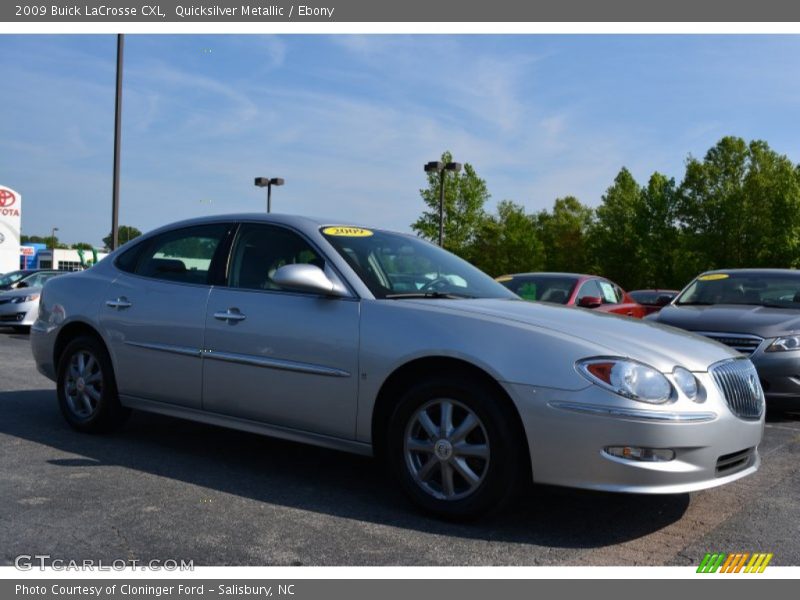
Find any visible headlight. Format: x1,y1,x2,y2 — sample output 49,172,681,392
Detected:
577,357,673,404
11,294,39,304
673,366,699,401
766,335,800,352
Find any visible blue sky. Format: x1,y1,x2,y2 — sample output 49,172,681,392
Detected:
2,34,800,246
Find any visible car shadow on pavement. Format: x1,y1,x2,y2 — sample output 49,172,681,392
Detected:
0,389,690,549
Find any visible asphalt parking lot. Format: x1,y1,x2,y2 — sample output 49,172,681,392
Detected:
1,326,799,567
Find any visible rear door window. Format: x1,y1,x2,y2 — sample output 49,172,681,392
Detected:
128,224,229,285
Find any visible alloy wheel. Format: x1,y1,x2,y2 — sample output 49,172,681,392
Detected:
63,350,103,420
404,398,491,501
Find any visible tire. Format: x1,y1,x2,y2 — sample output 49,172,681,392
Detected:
56,335,130,433
386,374,528,520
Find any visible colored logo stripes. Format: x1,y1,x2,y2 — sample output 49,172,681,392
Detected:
697,552,773,573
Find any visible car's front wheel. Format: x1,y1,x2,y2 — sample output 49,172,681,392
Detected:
386,374,528,519
56,335,129,432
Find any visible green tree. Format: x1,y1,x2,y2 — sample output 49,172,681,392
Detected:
677,136,800,274
535,196,594,274
103,226,142,250
589,167,643,289
411,151,489,257
71,242,94,250
638,172,680,288
470,200,544,276
21,234,69,249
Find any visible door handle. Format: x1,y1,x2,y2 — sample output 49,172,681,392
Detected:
106,297,132,309
213,308,246,322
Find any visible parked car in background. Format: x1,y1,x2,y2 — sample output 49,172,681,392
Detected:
0,269,62,291
650,269,800,406
0,271,66,332
31,215,763,518
496,272,647,318
629,289,680,316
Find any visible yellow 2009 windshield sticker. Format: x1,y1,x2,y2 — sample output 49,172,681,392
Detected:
698,273,729,281
495,275,514,282
322,226,374,237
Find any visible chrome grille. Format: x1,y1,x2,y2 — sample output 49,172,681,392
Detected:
710,359,764,420
696,331,763,355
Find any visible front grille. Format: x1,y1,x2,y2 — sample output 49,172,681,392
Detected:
0,313,25,322
716,447,755,476
696,331,763,355
710,359,765,420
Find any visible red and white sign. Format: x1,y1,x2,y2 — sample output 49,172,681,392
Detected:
0,185,22,274
20,246,35,257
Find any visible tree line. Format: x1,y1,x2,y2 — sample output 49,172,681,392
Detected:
412,137,800,290
21,226,142,252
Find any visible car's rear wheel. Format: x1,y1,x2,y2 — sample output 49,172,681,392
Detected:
57,335,129,432
386,374,527,519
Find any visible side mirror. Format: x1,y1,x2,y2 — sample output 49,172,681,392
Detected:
15,281,28,289
656,294,672,307
578,295,602,309
271,264,344,297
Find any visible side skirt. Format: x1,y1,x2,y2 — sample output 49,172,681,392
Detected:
120,395,374,457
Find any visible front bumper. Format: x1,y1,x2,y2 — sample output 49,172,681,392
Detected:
505,373,764,494
750,349,800,403
0,301,37,326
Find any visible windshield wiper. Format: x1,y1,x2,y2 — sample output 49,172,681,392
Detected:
384,291,476,300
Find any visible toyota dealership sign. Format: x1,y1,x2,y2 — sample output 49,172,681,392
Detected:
0,185,22,274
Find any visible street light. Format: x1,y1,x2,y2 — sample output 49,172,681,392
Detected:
424,160,462,247
50,227,59,251
111,33,124,251
254,177,285,213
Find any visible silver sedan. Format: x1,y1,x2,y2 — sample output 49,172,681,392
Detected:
0,272,65,331
31,214,764,518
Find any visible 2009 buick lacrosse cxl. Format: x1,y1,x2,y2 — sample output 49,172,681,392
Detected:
31,214,764,518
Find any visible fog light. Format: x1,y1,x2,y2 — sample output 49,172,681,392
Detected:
605,446,675,462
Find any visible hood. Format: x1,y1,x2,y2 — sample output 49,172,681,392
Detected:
654,304,800,339
403,298,738,372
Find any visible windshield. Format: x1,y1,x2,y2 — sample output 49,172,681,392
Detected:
676,272,800,308
21,271,61,287
629,290,678,305
321,227,517,300
497,275,577,304
0,271,26,287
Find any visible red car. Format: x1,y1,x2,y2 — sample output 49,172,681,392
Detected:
496,272,647,318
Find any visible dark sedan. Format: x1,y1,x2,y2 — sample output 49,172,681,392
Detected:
650,269,800,404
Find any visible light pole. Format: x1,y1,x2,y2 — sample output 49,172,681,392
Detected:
50,227,59,251
424,160,462,247
254,177,285,213
111,33,124,251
